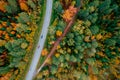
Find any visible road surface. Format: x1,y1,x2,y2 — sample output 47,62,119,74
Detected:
25,0,53,80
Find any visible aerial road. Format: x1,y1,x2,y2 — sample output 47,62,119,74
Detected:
25,0,53,80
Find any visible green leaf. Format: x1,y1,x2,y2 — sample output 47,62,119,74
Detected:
0,67,10,75
89,0,99,7
76,0,81,7
80,72,89,80
54,1,63,14
67,39,75,46
18,12,30,23
51,65,57,74
27,0,36,10
87,48,96,57
104,38,116,47
65,54,70,61
79,47,85,52
86,43,92,48
52,56,60,65
75,45,82,50
64,62,69,68
79,53,84,59
84,20,91,27
56,21,66,31
82,65,87,72
6,0,18,13
8,50,26,57
5,42,12,51
67,33,74,39
84,28,92,36
74,49,78,54
57,49,64,54
89,25,99,35
92,41,98,48
78,9,90,19
73,70,81,79
86,58,95,66
0,46,5,53
7,0,17,9
16,24,30,33
92,66,99,74
88,13,98,23
75,36,82,42
9,57,22,68
88,6,95,13
98,0,111,13
0,27,6,31
16,61,26,68
70,55,77,62
5,39,27,52
101,58,109,63
58,55,65,62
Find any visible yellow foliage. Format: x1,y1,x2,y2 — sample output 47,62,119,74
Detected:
6,27,12,32
55,53,60,58
21,42,28,49
84,36,91,42
56,30,62,37
96,61,103,67
117,22,120,27
96,34,103,40
0,40,6,46
25,34,34,43
53,19,58,26
104,33,112,39
97,52,105,57
49,41,55,45
46,58,52,64
111,52,116,55
57,45,61,49
113,57,120,65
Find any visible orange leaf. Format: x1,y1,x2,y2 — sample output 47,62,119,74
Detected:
0,1,7,12
42,48,48,56
20,2,29,11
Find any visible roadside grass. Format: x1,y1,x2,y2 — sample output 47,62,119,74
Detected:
36,0,55,69
13,0,47,80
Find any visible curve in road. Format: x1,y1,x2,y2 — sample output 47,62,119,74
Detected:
25,0,53,80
